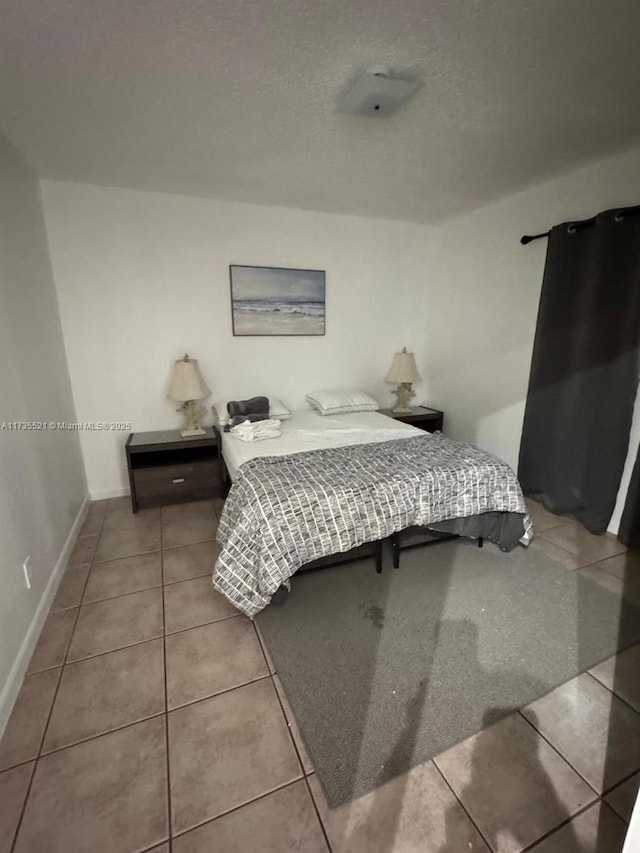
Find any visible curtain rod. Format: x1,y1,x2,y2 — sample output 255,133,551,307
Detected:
520,204,640,245
520,231,550,245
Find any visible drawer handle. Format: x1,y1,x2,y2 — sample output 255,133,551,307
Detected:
172,477,185,484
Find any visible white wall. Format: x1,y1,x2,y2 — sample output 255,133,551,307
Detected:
426,145,640,529
41,181,434,499
41,146,640,524
0,132,87,726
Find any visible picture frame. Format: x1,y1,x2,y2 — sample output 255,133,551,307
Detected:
229,264,326,336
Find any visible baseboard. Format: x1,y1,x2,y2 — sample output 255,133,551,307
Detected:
0,493,91,739
89,487,129,501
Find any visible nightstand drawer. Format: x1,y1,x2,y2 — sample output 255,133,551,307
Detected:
126,426,222,512
134,460,221,506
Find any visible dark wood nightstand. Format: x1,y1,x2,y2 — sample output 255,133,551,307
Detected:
380,406,444,433
126,427,223,512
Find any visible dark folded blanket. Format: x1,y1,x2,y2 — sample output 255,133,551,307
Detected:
227,396,269,429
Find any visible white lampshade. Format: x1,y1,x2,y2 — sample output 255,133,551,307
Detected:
167,354,211,402
384,348,421,384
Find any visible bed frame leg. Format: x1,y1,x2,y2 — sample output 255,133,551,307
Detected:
478,537,484,549
391,533,400,569
375,540,383,574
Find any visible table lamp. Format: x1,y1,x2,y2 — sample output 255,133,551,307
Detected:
167,353,211,436
384,347,421,413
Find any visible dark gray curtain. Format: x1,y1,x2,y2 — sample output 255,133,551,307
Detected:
518,208,640,535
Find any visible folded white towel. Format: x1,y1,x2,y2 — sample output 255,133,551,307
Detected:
230,418,282,442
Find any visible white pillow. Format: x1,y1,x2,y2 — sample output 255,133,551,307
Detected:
266,398,291,420
306,388,379,415
213,397,291,425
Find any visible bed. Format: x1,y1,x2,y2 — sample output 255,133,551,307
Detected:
213,409,531,617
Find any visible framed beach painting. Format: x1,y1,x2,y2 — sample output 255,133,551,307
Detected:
229,265,326,336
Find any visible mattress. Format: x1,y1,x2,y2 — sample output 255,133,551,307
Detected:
221,409,424,480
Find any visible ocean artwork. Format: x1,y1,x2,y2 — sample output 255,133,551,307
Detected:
230,265,326,336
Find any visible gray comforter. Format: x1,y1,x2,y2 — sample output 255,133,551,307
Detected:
213,433,531,617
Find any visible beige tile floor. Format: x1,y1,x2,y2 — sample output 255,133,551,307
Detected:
0,497,639,852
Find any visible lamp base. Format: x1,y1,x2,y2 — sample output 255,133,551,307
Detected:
179,427,206,438
178,399,206,437
391,382,415,414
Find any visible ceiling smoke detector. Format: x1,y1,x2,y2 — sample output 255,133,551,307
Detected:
338,66,423,117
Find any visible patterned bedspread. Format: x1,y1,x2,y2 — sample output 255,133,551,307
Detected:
213,433,530,617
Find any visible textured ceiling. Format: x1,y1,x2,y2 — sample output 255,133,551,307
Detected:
1,0,640,224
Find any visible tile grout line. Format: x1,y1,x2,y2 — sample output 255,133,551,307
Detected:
60,631,165,667
255,627,306,785
91,531,219,566
160,513,174,853
600,767,640,799
81,579,162,607
252,622,270,667
431,760,493,852
13,665,635,820
5,759,37,853
536,534,591,568
519,637,640,795
302,773,333,853
10,504,107,853
252,622,310,769
265,668,305,774
519,799,608,852
82,534,209,565
18,648,272,766
73,570,211,611
166,496,271,846
163,570,217,588
584,669,640,720
16,498,627,851
170,777,314,843
168,673,272,714
70,575,233,626
252,622,333,852
164,536,217,552
580,553,628,572
161,612,240,638
49,585,237,669
437,675,633,853
139,843,169,853
36,710,168,760
83,581,164,606
538,532,627,570
4,672,275,767
6,502,223,849
63,613,239,667
537,534,622,571
516,710,601,797
92,547,159,565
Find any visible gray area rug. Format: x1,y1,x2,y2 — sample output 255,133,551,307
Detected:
256,539,640,807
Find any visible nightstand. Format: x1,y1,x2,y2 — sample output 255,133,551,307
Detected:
126,427,223,512
380,406,444,433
